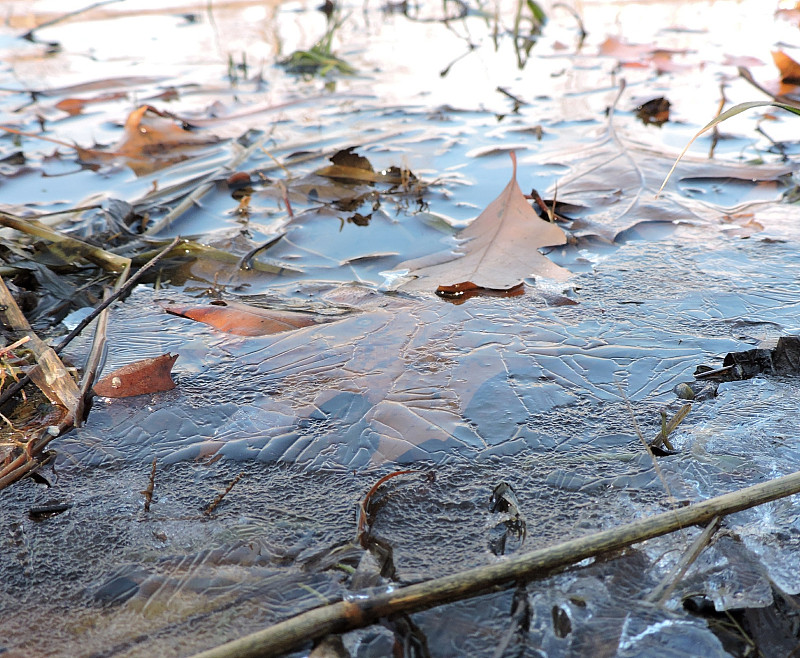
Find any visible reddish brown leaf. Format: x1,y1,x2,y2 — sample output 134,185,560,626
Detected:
69,105,220,175
436,281,525,304
398,151,569,292
94,353,178,398
164,300,319,336
55,92,128,116
599,37,689,71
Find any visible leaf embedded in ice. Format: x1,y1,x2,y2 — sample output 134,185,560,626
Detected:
164,300,321,336
399,151,569,292
94,353,178,398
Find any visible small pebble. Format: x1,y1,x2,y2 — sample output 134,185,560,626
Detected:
674,383,695,400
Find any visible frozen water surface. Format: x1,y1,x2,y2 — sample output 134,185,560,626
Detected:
3,0,800,656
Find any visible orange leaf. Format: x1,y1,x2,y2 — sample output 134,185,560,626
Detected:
94,353,178,398
398,151,569,292
772,50,800,84
73,105,220,175
599,36,653,61
164,300,319,336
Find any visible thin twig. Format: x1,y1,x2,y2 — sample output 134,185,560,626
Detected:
647,515,721,606
650,404,691,452
278,180,294,219
22,0,124,40
204,472,245,516
142,458,157,513
189,468,800,658
356,469,417,546
75,286,112,426
0,336,30,358
708,83,727,159
695,364,735,380
237,233,286,271
618,384,678,510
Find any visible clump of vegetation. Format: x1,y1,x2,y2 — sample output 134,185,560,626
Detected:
280,13,355,77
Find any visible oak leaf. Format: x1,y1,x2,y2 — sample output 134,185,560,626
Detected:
398,152,569,292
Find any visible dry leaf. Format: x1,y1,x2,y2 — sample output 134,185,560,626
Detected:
115,105,215,155
55,92,128,116
772,50,800,84
164,300,320,336
314,146,415,185
94,353,178,398
436,281,525,304
599,37,689,71
398,152,569,292
599,36,653,61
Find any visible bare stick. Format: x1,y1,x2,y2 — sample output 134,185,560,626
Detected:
204,472,245,516
142,458,157,513
189,468,800,658
22,0,124,41
0,211,130,273
619,385,678,510
75,286,112,426
0,237,179,408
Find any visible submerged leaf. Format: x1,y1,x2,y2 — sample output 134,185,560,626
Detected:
94,353,178,398
436,281,525,303
164,300,321,336
399,152,569,292
115,105,216,157
55,92,128,116
76,105,221,175
331,146,373,171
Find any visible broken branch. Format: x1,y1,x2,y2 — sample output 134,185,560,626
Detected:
190,468,800,658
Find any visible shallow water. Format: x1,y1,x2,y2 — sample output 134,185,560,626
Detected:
3,0,800,656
